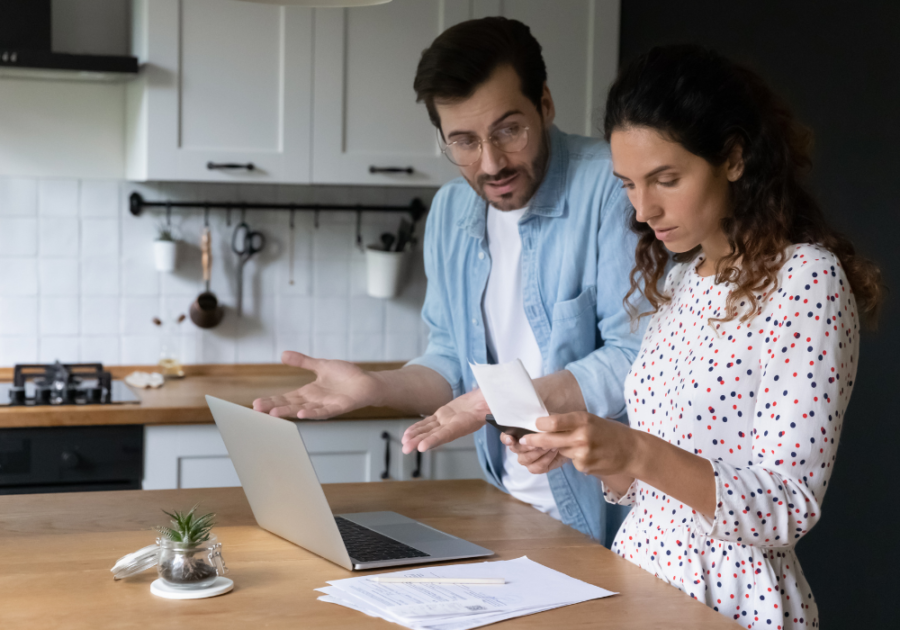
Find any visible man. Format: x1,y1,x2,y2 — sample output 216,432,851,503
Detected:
254,17,644,546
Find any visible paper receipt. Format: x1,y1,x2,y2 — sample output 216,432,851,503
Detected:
469,359,548,432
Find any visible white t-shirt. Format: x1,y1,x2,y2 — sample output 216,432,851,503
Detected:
482,204,561,521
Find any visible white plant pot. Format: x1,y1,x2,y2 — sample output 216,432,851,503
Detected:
154,240,177,272
365,246,408,299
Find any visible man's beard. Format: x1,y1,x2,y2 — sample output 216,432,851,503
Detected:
469,127,551,211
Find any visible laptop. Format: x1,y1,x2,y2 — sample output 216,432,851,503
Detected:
206,395,493,571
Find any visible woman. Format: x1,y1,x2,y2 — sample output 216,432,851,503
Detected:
513,45,883,628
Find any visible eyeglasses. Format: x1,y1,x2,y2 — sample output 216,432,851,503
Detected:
438,124,530,167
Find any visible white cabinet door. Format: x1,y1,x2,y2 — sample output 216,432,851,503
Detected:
478,0,621,138
397,423,485,481
143,420,410,490
127,0,313,183
310,0,464,186
310,0,620,186
143,424,242,490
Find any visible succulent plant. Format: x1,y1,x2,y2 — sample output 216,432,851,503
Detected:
154,504,215,547
155,504,219,586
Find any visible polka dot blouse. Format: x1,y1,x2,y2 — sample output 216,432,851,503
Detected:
603,243,859,629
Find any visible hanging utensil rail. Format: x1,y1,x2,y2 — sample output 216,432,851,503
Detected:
129,192,427,222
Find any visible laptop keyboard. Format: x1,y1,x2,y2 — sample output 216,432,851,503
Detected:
335,516,430,563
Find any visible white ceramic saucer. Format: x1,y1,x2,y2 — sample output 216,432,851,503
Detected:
150,577,233,600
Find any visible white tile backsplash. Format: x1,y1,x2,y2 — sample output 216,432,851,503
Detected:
121,335,161,364
81,218,120,258
0,177,436,366
81,297,120,336
0,178,38,216
81,256,120,296
40,336,81,363
40,297,80,335
0,297,38,335
39,217,80,257
39,258,79,296
81,336,121,364
38,180,79,216
80,180,120,217
0,258,39,296
0,218,38,256
0,335,38,363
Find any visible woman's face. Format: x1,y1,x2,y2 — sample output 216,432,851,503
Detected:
610,126,742,258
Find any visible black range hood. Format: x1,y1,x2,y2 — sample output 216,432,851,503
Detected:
0,0,137,82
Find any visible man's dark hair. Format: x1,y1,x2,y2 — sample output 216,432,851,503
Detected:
413,17,547,133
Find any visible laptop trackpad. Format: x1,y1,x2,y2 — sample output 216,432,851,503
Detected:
376,523,456,544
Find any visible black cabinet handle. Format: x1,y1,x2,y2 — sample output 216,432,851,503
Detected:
207,162,255,171
411,451,422,479
380,431,391,480
369,166,414,175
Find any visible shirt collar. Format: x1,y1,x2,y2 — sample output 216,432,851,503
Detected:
457,125,568,239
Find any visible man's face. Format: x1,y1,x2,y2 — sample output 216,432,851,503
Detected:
435,65,555,211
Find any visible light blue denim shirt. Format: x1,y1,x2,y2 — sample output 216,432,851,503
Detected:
407,126,646,545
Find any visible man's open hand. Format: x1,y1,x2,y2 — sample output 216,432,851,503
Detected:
401,389,490,454
252,351,383,419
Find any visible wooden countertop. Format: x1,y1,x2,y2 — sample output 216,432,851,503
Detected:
0,363,411,428
0,480,738,629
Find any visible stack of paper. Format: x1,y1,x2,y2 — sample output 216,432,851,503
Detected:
316,556,617,630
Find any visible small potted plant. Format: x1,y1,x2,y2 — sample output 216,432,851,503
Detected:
154,505,226,589
154,226,177,272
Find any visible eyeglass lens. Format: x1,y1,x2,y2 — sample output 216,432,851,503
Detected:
443,125,529,166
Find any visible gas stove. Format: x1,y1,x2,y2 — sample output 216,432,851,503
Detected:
0,362,140,406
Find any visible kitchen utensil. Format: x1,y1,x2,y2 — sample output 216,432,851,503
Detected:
393,218,413,252
380,232,395,251
231,220,266,317
190,227,225,328
288,211,295,286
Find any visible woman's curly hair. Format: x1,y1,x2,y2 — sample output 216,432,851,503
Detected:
604,45,884,328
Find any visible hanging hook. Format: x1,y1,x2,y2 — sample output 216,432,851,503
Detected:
203,207,209,227
355,209,364,252
165,202,172,227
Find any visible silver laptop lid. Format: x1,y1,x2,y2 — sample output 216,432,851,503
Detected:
206,395,353,570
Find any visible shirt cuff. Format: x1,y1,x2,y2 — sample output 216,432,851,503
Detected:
405,353,464,399
690,459,720,537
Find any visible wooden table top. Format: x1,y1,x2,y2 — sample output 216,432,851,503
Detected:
0,363,410,428
0,480,737,629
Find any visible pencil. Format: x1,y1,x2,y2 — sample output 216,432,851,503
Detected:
369,577,506,585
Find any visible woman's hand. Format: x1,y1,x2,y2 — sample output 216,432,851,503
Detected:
500,432,569,474
520,412,637,478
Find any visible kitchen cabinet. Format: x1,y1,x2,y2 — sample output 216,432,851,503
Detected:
311,0,620,185
126,0,313,183
126,0,619,186
143,420,483,489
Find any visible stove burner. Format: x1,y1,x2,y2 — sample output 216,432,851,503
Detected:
9,362,113,406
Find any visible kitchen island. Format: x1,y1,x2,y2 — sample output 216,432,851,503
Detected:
0,479,738,629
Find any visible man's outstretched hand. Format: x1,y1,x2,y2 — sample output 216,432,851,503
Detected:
401,388,490,454
253,351,383,419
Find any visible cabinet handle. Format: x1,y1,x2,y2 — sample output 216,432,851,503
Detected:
411,451,422,479
380,431,391,480
207,162,256,171
369,166,414,175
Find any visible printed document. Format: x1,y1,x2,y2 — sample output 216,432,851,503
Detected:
316,556,617,630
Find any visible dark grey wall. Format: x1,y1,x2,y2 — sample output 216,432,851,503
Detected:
618,1,899,627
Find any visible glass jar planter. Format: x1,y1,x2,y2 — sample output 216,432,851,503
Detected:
157,535,227,589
